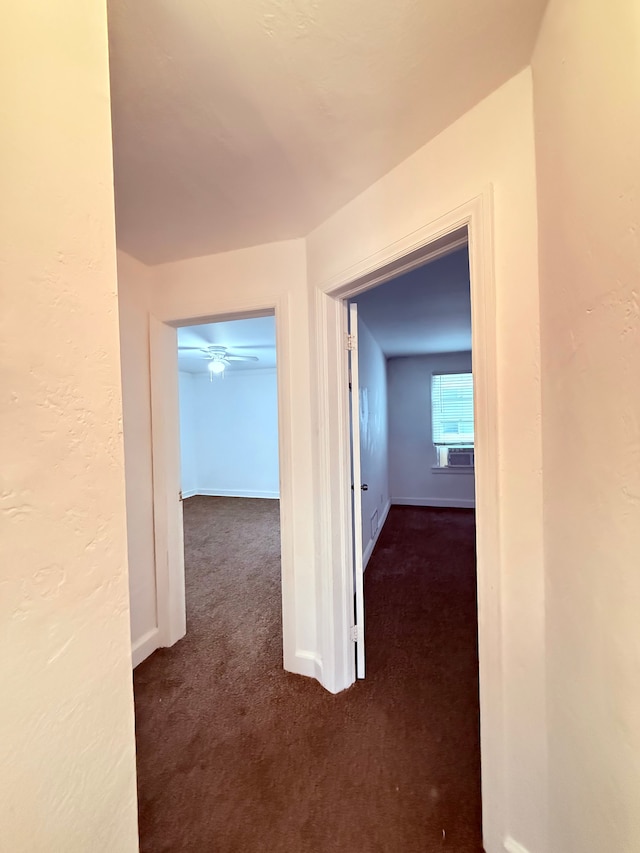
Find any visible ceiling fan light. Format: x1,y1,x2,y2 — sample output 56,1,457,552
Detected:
208,360,225,375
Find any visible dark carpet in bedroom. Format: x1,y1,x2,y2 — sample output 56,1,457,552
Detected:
133,496,482,852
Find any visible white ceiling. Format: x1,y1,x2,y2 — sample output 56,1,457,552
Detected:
108,0,548,265
355,246,471,356
177,315,276,374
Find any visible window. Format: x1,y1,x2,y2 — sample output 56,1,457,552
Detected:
431,372,474,468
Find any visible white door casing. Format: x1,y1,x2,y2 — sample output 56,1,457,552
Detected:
146,299,304,678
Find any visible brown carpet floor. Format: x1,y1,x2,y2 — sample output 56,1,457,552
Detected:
134,497,482,853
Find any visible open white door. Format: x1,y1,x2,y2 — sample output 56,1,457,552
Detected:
349,303,366,678
149,316,186,649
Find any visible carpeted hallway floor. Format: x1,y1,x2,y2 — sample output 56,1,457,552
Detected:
134,497,482,852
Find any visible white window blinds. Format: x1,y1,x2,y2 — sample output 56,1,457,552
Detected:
431,372,475,446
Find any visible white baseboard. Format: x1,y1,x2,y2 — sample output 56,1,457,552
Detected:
195,489,280,500
131,626,161,668
363,499,391,569
391,496,475,509
504,837,531,853
181,489,198,499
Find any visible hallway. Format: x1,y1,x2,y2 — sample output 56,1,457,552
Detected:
134,498,482,852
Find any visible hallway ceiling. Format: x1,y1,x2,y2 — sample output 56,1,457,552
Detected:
355,247,471,356
108,0,547,265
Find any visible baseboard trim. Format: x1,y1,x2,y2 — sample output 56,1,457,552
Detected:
504,837,531,853
195,489,280,500
391,496,475,509
291,650,323,681
363,499,391,569
131,626,161,668
182,489,198,499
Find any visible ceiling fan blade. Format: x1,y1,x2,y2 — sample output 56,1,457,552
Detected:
178,346,210,352
224,344,274,350
225,355,259,362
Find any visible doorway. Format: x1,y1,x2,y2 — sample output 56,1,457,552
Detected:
313,195,504,849
146,304,298,671
175,313,281,641
343,242,483,843
347,244,476,678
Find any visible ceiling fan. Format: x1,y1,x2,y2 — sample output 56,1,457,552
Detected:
178,344,259,376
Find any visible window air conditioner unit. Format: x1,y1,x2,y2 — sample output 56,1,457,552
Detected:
448,448,474,467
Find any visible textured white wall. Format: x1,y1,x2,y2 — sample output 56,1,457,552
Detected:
534,2,640,852
188,370,280,498
307,70,544,853
388,353,475,508
355,318,390,565
178,372,198,497
0,2,138,849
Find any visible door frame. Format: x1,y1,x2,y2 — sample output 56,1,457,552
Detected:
313,189,504,850
148,297,297,673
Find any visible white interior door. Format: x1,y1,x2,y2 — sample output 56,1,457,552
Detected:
349,302,366,678
149,316,186,649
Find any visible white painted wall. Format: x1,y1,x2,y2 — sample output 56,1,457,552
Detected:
388,352,475,508
0,2,138,849
187,370,280,499
355,317,390,566
307,69,544,853
533,3,640,852
178,371,198,497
